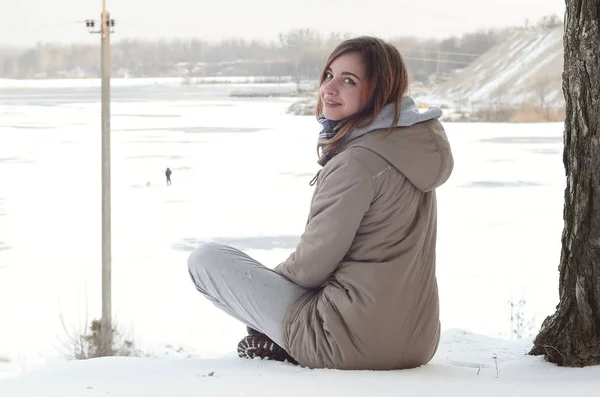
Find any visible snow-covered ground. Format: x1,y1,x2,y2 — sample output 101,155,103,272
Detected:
1,79,596,396
3,329,599,397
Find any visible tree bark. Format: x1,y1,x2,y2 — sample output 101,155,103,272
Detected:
529,0,600,366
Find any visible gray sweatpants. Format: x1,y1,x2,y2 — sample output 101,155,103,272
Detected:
187,242,308,348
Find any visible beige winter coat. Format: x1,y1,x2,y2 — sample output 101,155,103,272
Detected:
275,109,453,370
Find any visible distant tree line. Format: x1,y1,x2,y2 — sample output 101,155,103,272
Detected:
0,15,562,81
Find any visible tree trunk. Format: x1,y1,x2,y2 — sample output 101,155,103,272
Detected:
529,0,600,367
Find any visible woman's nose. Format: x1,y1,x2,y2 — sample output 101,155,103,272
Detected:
321,79,338,95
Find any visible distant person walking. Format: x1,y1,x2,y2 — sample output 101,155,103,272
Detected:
165,168,172,186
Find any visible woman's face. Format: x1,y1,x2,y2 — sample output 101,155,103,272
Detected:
319,52,367,121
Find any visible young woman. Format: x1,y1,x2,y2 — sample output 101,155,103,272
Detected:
188,36,454,370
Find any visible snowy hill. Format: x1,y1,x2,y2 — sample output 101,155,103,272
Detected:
1,330,599,397
417,28,564,109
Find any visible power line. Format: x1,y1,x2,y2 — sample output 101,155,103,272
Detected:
402,56,474,66
400,48,483,57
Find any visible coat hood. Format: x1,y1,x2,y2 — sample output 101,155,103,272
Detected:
340,97,453,191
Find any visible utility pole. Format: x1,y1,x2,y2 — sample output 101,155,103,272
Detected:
85,1,115,356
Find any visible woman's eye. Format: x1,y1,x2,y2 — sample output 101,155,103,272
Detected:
325,72,333,79
344,78,356,85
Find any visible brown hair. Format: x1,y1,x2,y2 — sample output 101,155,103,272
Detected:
316,36,409,157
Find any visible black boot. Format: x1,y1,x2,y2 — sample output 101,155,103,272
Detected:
237,333,298,365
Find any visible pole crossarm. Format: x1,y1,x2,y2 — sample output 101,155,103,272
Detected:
85,18,115,34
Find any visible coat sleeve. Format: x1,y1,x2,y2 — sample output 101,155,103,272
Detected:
274,154,375,289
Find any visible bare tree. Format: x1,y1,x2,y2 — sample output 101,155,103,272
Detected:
534,76,553,121
529,0,600,367
278,28,322,91
537,14,564,29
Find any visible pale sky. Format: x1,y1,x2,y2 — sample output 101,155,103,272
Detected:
1,0,565,47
